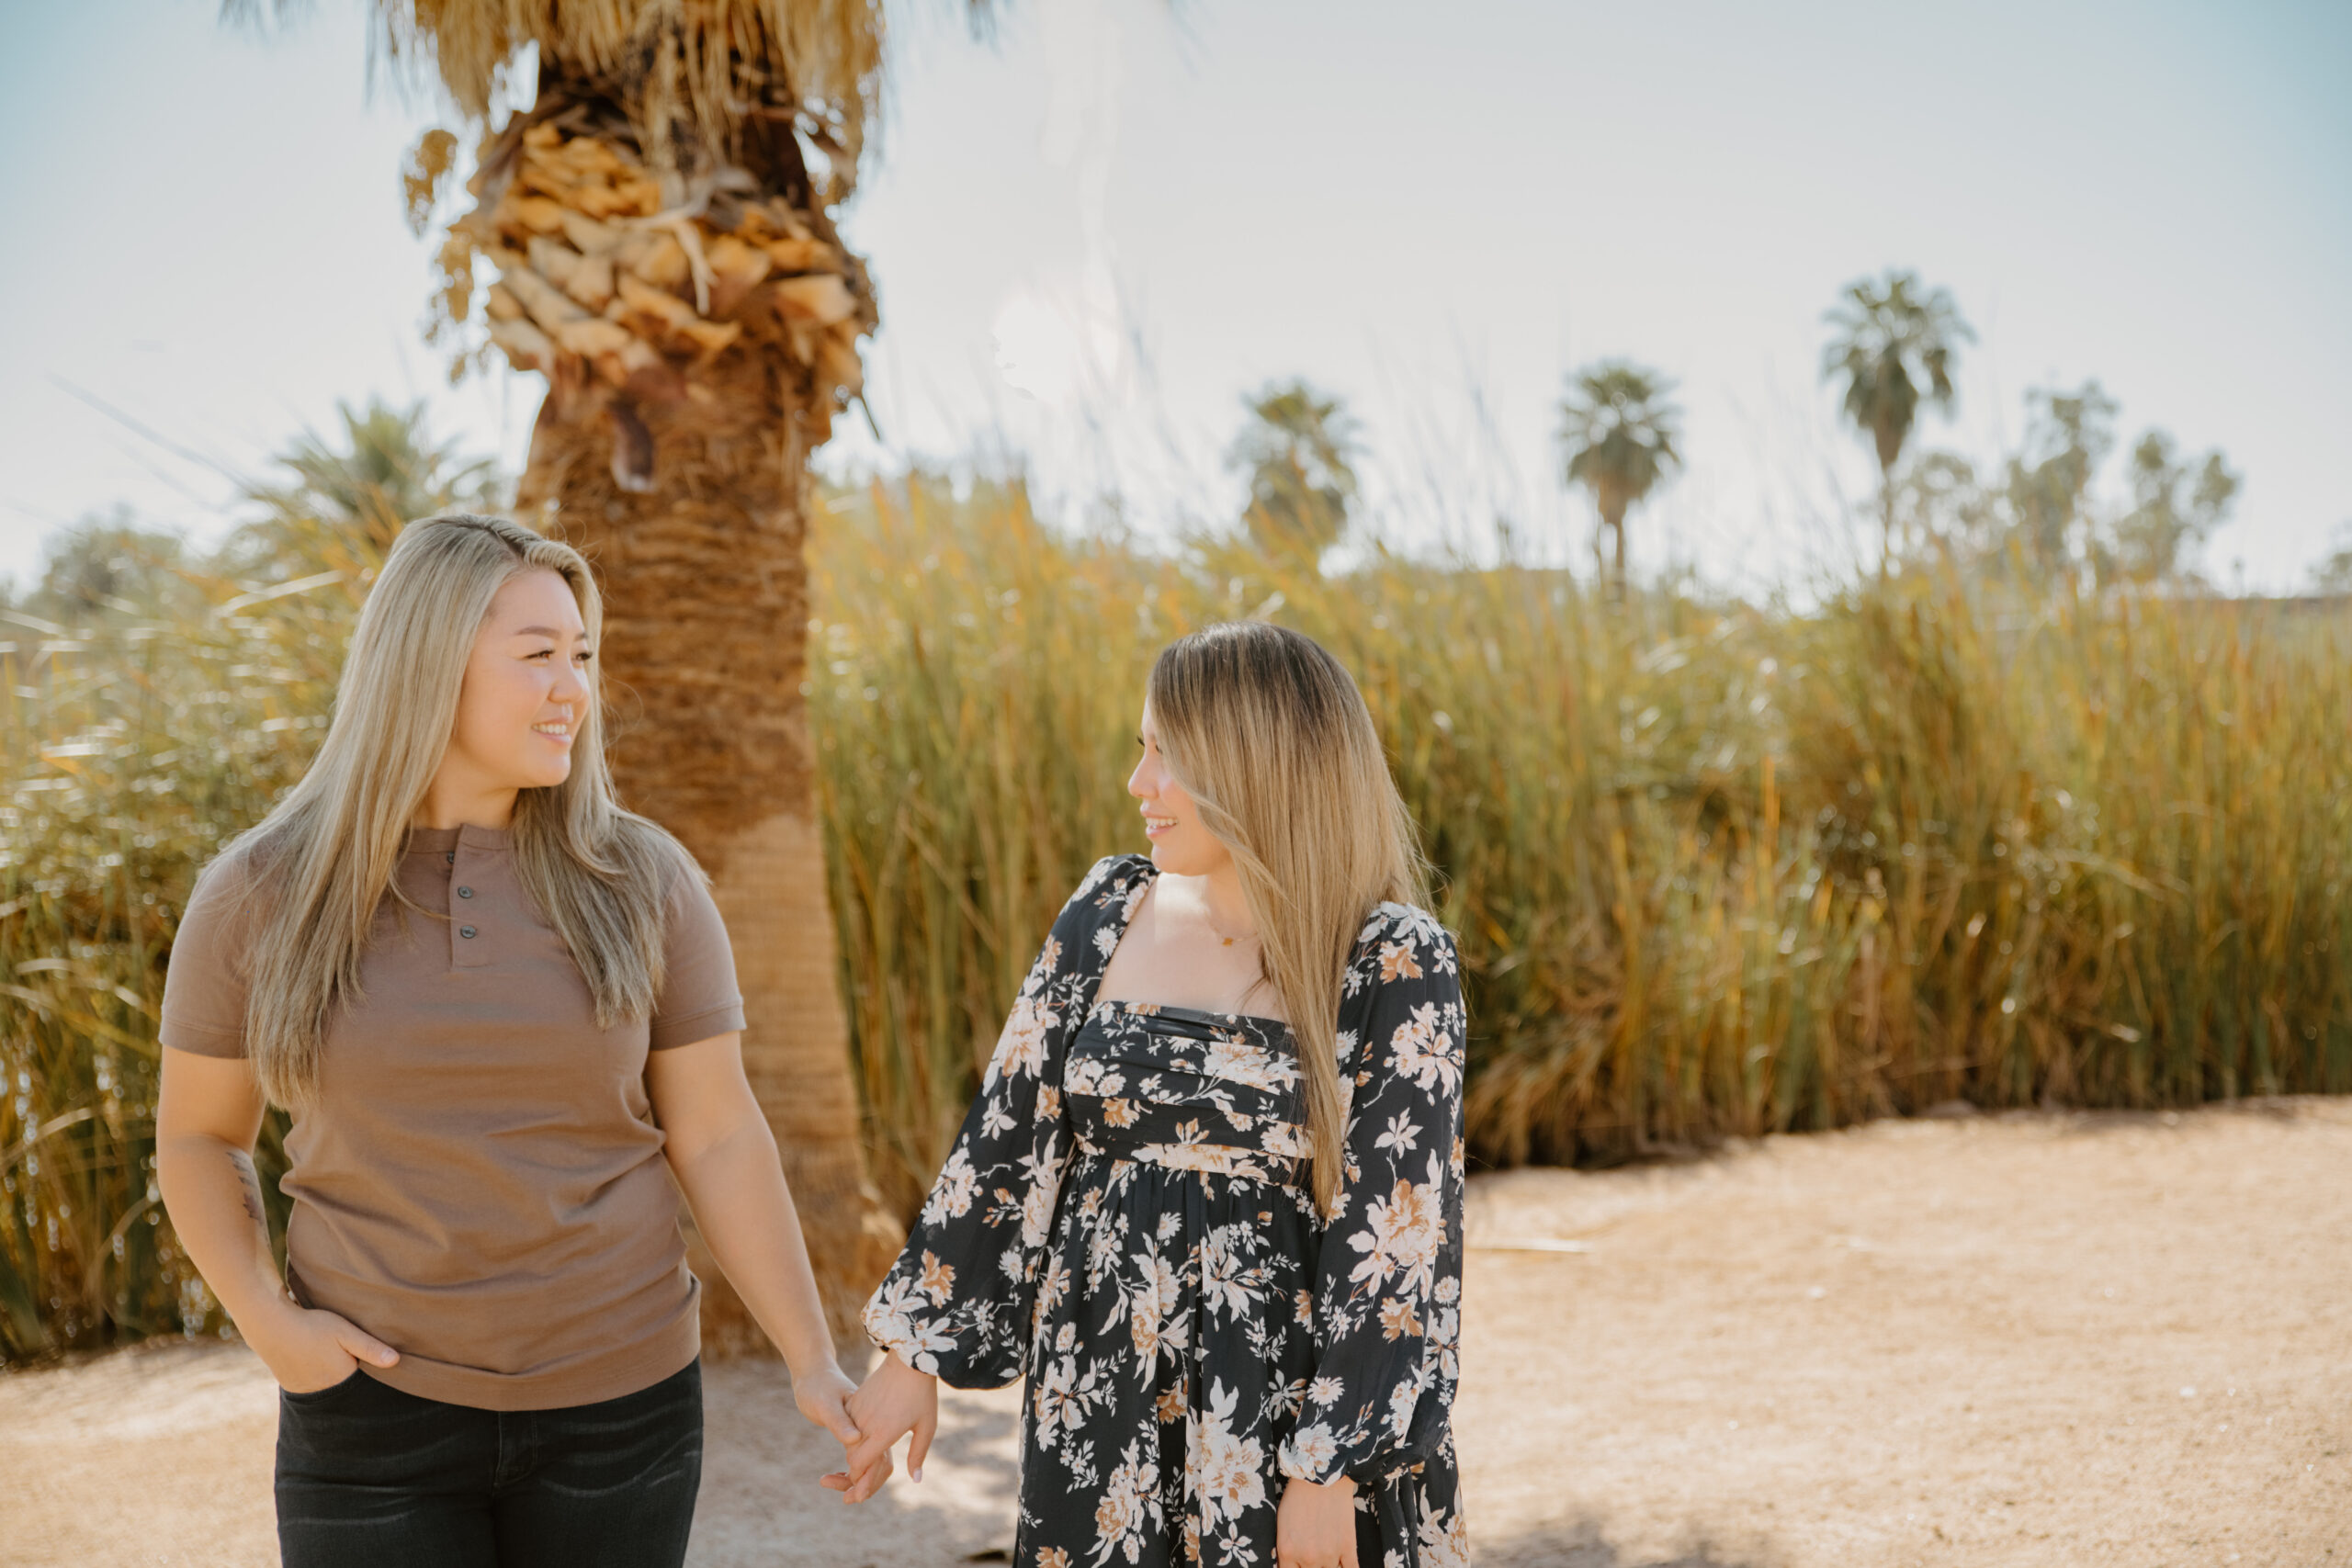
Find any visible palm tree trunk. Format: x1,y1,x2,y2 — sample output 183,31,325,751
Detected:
1879,457,1897,578
1601,498,1630,603
518,374,899,1349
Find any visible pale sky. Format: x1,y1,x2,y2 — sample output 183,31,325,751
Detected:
3,0,2346,593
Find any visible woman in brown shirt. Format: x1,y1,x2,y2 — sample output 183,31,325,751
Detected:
155,513,859,1567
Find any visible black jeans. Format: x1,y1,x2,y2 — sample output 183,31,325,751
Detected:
274,1358,703,1567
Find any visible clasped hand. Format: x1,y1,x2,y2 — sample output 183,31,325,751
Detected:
809,1352,1363,1568
817,1348,938,1503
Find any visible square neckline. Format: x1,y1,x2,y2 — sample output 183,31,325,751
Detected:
1090,995,1296,1039
1088,859,1295,1038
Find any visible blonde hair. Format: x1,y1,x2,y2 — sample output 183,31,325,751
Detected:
1146,621,1430,1213
232,513,679,1109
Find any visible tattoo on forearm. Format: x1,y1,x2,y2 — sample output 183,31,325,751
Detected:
228,1150,269,1232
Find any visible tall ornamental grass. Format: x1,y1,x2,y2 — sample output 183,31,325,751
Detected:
812,476,2352,1214
2,518,372,1357
7,474,2350,1356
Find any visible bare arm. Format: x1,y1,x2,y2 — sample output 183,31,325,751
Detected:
644,1033,861,1451
155,1047,397,1392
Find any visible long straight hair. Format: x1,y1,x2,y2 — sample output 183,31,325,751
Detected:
1146,621,1430,1213
234,513,678,1109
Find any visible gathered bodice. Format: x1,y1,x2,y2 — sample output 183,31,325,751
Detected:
1064,998,1313,1189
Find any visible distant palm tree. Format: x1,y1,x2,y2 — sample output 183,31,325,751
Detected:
1227,380,1361,567
2108,430,2239,583
2004,380,2117,576
1822,271,1973,557
1556,362,1682,599
16,508,198,627
2311,523,2352,596
231,0,920,1341
222,398,503,581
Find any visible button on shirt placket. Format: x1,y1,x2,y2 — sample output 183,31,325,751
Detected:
448,846,491,970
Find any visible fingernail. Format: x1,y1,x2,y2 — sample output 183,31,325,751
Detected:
911,1465,922,1482
844,1427,862,1441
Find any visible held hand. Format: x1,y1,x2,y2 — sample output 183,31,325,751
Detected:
792,1358,865,1452
245,1301,399,1394
820,1350,938,1504
1275,1472,1360,1568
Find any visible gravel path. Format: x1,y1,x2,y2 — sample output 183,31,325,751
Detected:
5,1100,2346,1567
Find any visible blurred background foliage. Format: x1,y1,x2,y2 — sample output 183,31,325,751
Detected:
1,400,502,1357
6,359,2347,1359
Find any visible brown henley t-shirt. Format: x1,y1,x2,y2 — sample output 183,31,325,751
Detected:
159,822,746,1411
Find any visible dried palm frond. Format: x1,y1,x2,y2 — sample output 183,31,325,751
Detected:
448,107,876,486
385,0,888,189
229,1,899,195
225,1,919,488
401,128,460,235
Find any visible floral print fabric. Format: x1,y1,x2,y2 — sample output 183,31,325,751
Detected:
864,854,1471,1568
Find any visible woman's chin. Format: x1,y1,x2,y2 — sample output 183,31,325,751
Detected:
1147,837,1211,877
515,758,574,791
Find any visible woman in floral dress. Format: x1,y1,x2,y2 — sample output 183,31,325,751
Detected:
828,622,1470,1568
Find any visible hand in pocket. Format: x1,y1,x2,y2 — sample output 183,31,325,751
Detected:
249,1303,401,1394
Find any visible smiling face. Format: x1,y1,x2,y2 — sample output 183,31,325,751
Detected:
1128,701,1231,878
442,568,594,797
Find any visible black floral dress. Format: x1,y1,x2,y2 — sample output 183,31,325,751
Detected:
864,854,1471,1568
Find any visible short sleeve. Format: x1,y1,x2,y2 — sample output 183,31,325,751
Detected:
159,843,267,1060
648,842,747,1050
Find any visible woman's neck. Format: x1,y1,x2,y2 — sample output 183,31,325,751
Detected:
1198,861,1256,942
411,773,520,832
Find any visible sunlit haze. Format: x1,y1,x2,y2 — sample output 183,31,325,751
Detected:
2,0,2345,592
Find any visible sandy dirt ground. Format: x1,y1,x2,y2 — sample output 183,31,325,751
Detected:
5,1099,2347,1568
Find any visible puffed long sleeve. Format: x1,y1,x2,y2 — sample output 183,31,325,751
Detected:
1276,904,1467,1487
862,855,1147,1389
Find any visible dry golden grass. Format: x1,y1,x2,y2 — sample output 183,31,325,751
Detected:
809,475,2352,1215
7,472,2350,1356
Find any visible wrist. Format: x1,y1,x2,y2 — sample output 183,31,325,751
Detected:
886,1346,937,1382
785,1348,848,1388
761,1308,842,1382
1277,1448,1355,1490
229,1290,307,1349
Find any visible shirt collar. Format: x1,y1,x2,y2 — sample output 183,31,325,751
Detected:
403,822,514,854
